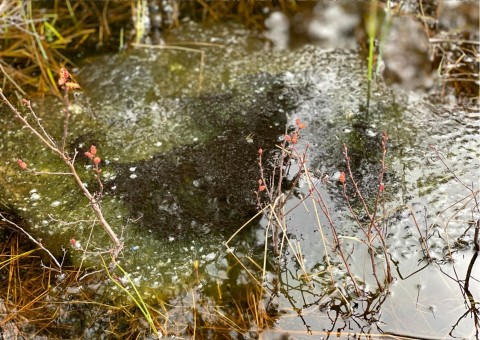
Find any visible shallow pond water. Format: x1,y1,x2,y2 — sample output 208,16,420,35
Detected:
0,20,479,339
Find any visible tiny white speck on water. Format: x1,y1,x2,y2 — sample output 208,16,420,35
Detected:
129,174,137,179
51,201,61,207
155,141,162,147
111,186,117,190
129,167,136,172
30,193,41,201
193,137,198,142
203,253,216,261
168,236,175,241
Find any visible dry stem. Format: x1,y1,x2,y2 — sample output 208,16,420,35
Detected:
0,88,123,260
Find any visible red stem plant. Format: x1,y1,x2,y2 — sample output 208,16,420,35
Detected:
0,68,123,262
340,132,393,291
238,121,395,298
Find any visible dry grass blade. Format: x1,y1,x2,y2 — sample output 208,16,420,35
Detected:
0,1,130,95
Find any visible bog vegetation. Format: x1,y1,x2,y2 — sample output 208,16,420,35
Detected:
0,1,478,338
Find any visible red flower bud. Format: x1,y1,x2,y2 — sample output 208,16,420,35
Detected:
295,117,306,129
58,68,69,86
17,159,27,170
291,132,298,144
93,157,101,165
339,172,346,184
90,145,97,156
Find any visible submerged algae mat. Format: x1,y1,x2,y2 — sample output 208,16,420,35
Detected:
0,24,479,339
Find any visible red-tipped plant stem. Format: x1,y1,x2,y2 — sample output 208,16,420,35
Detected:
404,205,432,262
367,132,392,283
257,126,306,255
0,89,123,259
61,85,71,154
341,149,382,290
257,149,273,203
342,133,392,289
93,161,104,198
301,166,362,296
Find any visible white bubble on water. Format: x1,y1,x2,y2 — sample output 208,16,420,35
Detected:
30,193,41,201
51,201,61,207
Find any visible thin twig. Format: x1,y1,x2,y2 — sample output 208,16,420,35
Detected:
0,213,62,270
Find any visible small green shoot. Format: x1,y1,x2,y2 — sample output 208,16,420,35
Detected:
101,257,161,338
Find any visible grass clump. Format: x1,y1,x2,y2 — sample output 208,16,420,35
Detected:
0,0,131,95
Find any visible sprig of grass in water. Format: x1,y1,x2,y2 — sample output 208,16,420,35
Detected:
101,256,162,338
366,0,378,83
